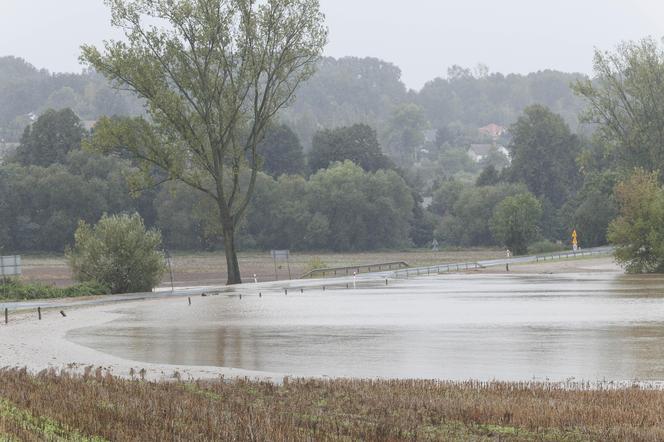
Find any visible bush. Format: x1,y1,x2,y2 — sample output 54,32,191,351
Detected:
305,257,328,273
608,170,664,273
67,213,166,294
490,193,542,255
528,240,566,254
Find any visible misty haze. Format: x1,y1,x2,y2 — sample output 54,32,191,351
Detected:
1,1,664,440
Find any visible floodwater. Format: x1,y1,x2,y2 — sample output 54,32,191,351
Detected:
67,272,664,381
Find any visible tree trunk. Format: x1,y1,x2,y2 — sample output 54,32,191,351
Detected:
223,225,242,285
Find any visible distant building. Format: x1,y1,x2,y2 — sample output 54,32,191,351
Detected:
467,143,509,163
468,144,493,162
82,120,98,132
478,123,507,140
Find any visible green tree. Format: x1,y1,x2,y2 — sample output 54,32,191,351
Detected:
67,213,165,294
490,193,542,255
607,169,664,273
573,38,664,173
506,105,581,207
257,124,305,177
435,183,528,246
81,0,327,284
14,108,85,166
306,161,413,250
0,152,145,253
476,165,500,186
430,180,466,217
566,171,619,247
308,124,393,173
383,103,428,164
155,182,222,250
246,173,311,249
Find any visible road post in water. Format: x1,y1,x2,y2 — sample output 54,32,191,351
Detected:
164,249,175,295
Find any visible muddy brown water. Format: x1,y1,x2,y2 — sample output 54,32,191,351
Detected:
67,272,664,381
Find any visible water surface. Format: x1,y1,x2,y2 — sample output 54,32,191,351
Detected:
67,272,664,381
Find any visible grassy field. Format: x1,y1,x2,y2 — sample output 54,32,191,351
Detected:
20,249,505,287
0,369,662,441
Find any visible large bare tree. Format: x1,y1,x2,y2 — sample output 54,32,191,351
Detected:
81,0,327,284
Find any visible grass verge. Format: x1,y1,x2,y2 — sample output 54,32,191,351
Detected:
0,279,108,301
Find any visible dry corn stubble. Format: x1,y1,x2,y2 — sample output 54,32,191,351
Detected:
0,369,662,441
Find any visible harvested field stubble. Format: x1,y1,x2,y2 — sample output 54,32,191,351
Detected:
21,249,504,287
0,370,662,441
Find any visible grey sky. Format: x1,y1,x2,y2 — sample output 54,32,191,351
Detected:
2,0,664,90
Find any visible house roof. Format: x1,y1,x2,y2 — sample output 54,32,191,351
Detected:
82,120,98,131
478,123,507,138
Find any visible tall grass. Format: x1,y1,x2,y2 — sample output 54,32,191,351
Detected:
0,369,663,441
0,279,108,301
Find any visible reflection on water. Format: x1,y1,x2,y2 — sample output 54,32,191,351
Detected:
67,272,664,381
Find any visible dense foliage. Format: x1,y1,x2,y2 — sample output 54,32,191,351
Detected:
490,194,543,255
67,213,165,294
308,124,393,173
0,279,108,301
573,37,664,173
506,105,581,208
258,124,306,177
5,36,664,260
608,170,664,273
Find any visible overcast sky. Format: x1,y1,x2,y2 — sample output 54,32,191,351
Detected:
2,0,664,90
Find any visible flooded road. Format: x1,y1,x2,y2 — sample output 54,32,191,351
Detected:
67,272,664,381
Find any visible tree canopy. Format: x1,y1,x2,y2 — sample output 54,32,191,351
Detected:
14,109,85,167
506,104,581,208
490,193,542,255
257,124,305,177
308,124,393,173
574,37,664,174
608,169,664,273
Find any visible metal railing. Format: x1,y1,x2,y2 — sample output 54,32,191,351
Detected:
532,247,612,262
300,261,409,279
393,262,484,279
392,246,614,279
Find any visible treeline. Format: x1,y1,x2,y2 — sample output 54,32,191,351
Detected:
0,55,585,148
3,42,656,256
0,103,605,255
0,56,143,142
0,110,425,252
